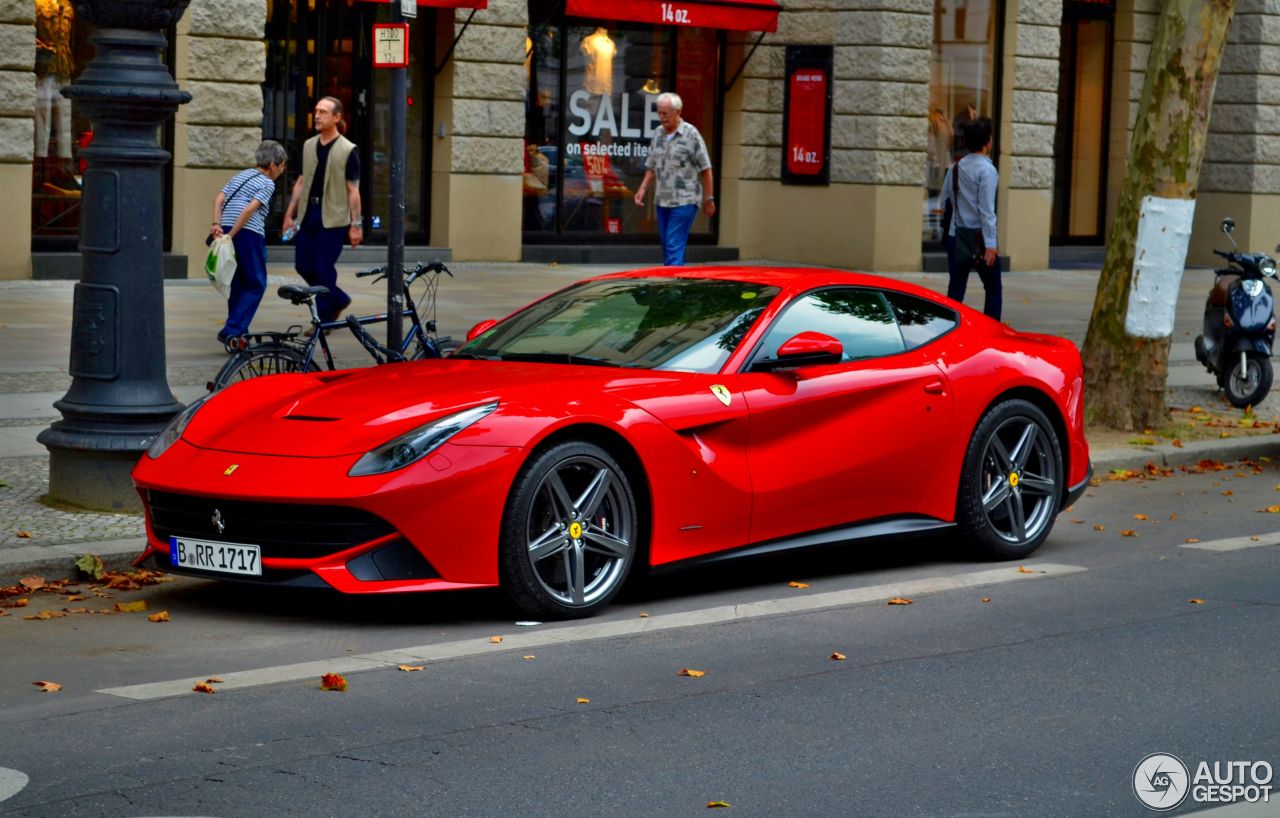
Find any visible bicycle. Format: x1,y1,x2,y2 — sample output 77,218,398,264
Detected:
209,260,455,391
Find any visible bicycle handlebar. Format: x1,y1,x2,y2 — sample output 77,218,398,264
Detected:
355,259,453,285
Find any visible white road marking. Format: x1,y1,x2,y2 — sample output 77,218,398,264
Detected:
0,767,29,802
98,563,1086,701
1181,532,1280,552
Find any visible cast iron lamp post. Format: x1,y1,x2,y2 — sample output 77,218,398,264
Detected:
38,0,192,510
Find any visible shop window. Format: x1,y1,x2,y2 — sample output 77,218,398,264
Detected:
923,0,1001,246
32,0,91,244
524,4,721,242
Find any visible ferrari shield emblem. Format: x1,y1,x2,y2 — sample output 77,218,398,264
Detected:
710,385,732,406
223,464,239,476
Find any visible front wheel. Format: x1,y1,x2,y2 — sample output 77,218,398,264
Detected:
1224,351,1272,408
211,345,317,390
499,441,638,619
956,399,1063,561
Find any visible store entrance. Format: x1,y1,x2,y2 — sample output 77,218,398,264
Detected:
263,0,433,245
1051,1,1113,244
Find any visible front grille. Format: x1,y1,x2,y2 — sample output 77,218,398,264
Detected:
146,491,396,560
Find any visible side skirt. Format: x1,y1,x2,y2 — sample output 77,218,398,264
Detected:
651,516,956,574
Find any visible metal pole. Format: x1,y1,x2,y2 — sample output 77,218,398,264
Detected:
39,0,192,512
387,4,407,351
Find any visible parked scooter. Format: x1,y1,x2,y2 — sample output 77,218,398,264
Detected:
1193,217,1278,408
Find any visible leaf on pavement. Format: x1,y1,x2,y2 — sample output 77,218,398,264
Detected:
576,697,590,704
1017,566,1036,574
980,597,992,604
787,581,810,589
1261,505,1280,513
678,668,706,678
74,554,105,580
320,673,348,692
397,665,425,672
1108,469,1135,481
114,600,148,613
1121,530,1138,537
0,597,28,609
23,610,66,620
67,595,85,602
887,597,913,605
1188,599,1206,605
1222,490,1234,496
206,677,224,683
1185,538,1200,544
489,636,503,644
192,681,217,694
638,612,649,618
16,531,31,539
32,681,61,693
1251,535,1260,541
19,576,44,591
522,655,536,660
1170,512,1178,521
707,801,731,809
1134,514,1149,521
830,652,846,661
147,611,170,622
1070,519,1084,524
1172,439,1183,448
1093,524,1106,531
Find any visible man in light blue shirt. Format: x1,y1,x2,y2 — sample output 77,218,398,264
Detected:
939,117,1001,319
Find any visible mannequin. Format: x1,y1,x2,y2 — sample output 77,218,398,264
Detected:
34,0,75,189
580,27,615,96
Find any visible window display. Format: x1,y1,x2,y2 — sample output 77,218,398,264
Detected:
524,7,720,241
32,0,90,242
923,0,1000,246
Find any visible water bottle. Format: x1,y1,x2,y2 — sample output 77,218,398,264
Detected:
282,225,297,242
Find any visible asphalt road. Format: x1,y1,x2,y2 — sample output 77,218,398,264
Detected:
2,461,1279,817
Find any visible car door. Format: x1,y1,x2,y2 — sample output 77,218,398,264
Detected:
738,287,954,545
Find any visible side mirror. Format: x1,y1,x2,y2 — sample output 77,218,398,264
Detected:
752,332,844,371
466,319,498,342
1222,217,1236,235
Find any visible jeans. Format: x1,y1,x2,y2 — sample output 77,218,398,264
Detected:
656,204,699,266
946,234,1002,320
221,228,267,337
295,208,351,321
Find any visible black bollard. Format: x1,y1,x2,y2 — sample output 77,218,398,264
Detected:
38,0,192,511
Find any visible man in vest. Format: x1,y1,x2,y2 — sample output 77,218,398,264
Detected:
282,96,363,322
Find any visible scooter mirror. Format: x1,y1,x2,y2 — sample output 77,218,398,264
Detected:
1222,217,1236,234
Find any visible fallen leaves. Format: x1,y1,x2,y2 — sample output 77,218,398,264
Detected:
1185,538,1201,544
114,600,148,613
707,801,731,809
320,673,348,692
397,665,425,672
1121,530,1138,537
829,652,846,661
147,611,170,623
19,576,44,592
1094,524,1106,531
1134,514,1149,521
0,597,29,609
489,636,504,644
32,681,61,693
787,581,810,589
678,669,706,678
1188,599,1206,605
522,655,536,660
23,610,66,620
1261,505,1280,514
192,681,217,694
16,530,31,539
75,554,105,580
575,697,590,704
1017,566,1036,574
980,597,992,604
887,597,913,605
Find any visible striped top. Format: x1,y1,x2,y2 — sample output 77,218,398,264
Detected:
219,169,276,236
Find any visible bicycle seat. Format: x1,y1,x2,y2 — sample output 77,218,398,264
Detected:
277,284,329,305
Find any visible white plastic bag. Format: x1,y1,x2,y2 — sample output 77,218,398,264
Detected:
204,235,237,297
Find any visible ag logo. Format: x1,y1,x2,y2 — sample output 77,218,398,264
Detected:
710,384,731,407
1133,753,1190,811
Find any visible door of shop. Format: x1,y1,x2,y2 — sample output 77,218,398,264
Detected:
1051,1,1113,244
263,0,433,245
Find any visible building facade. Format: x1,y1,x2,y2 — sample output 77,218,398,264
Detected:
0,0,1274,280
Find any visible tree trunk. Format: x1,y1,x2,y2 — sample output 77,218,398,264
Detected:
1082,0,1235,431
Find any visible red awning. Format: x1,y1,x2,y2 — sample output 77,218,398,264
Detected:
566,0,779,33
361,0,488,7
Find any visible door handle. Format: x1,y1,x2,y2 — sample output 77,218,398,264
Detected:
923,380,945,395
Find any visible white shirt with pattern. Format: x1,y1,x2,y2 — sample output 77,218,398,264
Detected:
645,120,712,208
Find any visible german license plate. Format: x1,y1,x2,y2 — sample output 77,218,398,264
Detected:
169,536,262,577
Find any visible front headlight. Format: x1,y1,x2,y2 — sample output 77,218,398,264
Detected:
1261,256,1277,277
146,394,211,459
349,401,498,477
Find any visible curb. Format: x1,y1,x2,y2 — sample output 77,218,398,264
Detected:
5,436,1279,588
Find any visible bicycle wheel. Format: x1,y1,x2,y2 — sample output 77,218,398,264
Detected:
409,336,461,360
211,345,317,390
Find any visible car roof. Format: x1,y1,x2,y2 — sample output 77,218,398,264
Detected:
588,265,947,301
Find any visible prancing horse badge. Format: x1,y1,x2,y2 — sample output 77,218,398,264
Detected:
710,384,732,406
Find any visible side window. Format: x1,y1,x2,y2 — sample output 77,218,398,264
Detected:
885,291,958,350
757,288,906,363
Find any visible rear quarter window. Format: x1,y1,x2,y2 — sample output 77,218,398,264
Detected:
886,291,958,350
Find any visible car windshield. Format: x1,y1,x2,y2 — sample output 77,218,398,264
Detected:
459,277,781,372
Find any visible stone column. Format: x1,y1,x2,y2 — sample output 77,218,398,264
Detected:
1191,2,1280,264
173,0,264,278
432,1,524,261
1001,0,1062,271
724,2,931,271
0,2,36,280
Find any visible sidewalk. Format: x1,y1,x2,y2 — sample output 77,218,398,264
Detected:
2,260,1277,584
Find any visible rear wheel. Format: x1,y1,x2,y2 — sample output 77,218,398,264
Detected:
499,441,637,619
956,399,1063,560
211,346,316,390
1224,352,1272,408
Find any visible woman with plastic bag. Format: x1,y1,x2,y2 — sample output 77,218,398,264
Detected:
209,140,287,346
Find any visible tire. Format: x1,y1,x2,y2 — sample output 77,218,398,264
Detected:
1224,352,1272,408
956,399,1064,560
499,441,638,619
211,346,316,390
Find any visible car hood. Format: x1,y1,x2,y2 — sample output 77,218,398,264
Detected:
181,360,724,457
